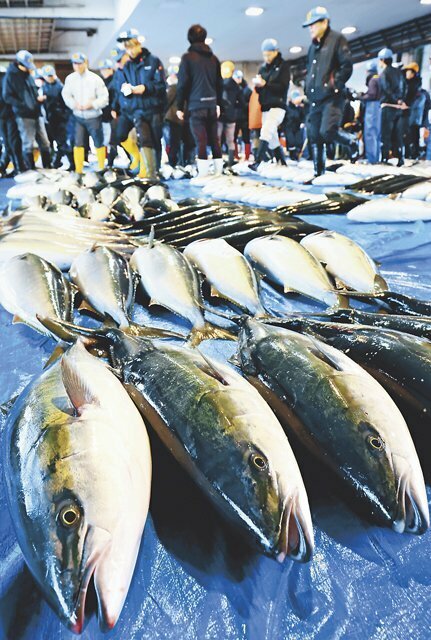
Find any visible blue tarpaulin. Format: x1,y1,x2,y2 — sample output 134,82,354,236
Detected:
1,176,431,640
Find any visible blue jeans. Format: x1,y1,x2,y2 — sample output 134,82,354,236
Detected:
74,115,104,148
364,101,381,164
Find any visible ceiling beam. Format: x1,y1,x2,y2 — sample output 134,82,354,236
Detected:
0,8,113,20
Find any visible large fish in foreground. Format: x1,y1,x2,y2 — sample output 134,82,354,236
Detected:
3,341,152,633
300,230,388,294
184,238,266,316
0,252,75,336
244,235,343,309
235,319,429,534
39,318,314,563
70,245,136,329
130,241,233,345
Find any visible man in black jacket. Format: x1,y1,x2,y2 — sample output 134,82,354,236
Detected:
115,28,166,177
303,6,357,176
3,50,51,170
233,70,252,160
0,66,25,175
251,38,290,168
42,65,71,168
378,48,407,166
218,61,244,166
176,23,223,177
98,58,118,167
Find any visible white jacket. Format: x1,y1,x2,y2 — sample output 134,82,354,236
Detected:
62,69,109,119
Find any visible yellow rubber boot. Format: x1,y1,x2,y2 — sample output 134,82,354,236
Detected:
121,136,140,170
33,149,40,165
139,147,157,179
96,146,106,171
73,146,85,174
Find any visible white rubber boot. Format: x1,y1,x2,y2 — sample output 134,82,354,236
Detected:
213,158,224,176
197,158,210,177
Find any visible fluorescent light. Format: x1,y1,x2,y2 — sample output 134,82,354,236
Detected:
420,0,431,4
341,26,357,35
169,56,181,64
205,37,213,45
245,6,264,16
289,46,302,54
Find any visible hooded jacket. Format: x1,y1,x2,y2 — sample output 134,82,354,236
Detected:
176,42,223,112
220,77,244,123
305,27,353,103
256,52,290,111
3,62,41,119
115,47,166,119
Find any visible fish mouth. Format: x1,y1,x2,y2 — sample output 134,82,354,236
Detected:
275,497,314,563
392,472,430,536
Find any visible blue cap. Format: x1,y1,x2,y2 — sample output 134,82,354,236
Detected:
109,46,125,62
233,69,244,80
42,64,55,77
378,48,393,60
261,38,278,52
290,89,302,100
366,60,378,72
16,50,36,70
71,52,87,64
302,6,330,27
117,28,140,42
98,58,115,70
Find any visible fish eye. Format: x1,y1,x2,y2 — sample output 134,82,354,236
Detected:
250,452,268,471
367,434,385,451
58,503,81,529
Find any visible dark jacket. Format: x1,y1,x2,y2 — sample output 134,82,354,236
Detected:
305,27,353,103
0,71,12,119
405,75,422,107
361,74,380,102
3,62,41,118
284,102,304,133
379,65,406,105
237,80,252,123
101,74,116,122
176,42,223,112
116,48,166,119
220,77,243,123
42,79,68,123
256,53,290,111
165,82,183,125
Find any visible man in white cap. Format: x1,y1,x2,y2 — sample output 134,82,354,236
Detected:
3,49,51,169
250,38,290,169
378,48,407,166
62,52,109,173
303,6,356,175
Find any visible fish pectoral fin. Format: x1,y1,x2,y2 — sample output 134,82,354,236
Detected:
78,299,103,318
12,315,24,325
195,349,232,385
44,343,66,369
61,346,100,414
188,322,237,348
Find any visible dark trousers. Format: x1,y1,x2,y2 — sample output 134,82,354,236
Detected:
235,120,250,145
0,117,24,171
189,108,222,159
164,121,183,166
381,107,404,160
46,118,69,156
74,115,104,148
307,96,344,145
116,113,157,149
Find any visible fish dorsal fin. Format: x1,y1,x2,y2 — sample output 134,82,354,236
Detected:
61,343,99,415
12,315,24,325
196,349,230,386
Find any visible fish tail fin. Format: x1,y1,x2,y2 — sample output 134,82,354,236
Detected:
36,316,113,352
188,323,237,347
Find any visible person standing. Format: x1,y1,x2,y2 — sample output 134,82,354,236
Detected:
0,66,25,175
284,89,306,160
359,60,381,164
176,23,223,177
233,69,252,160
114,28,166,178
218,61,243,166
98,58,117,166
62,52,109,174
3,49,51,170
248,87,262,158
378,48,407,166
41,65,71,168
164,65,184,167
251,38,290,168
302,6,357,176
403,62,428,160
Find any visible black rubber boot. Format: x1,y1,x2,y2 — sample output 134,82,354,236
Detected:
24,151,35,170
273,146,287,165
397,150,405,167
334,130,359,163
228,149,235,167
311,143,326,176
249,140,270,171
41,150,52,169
